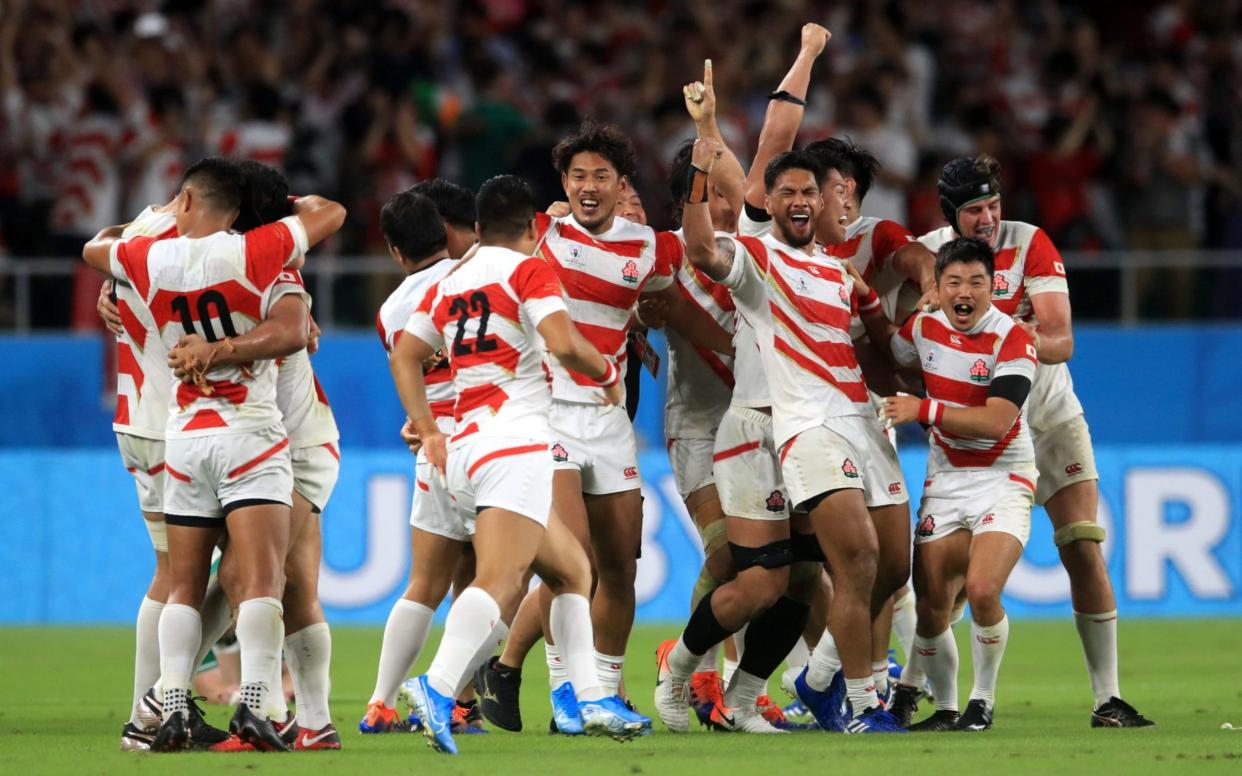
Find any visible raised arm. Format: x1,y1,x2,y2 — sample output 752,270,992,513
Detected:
743,23,830,211
292,195,347,250
684,59,745,224
81,224,127,275
683,138,738,283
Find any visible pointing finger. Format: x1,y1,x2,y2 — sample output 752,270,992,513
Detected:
704,59,713,88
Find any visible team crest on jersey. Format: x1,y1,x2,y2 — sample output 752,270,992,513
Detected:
551,443,569,462
993,273,1011,297
765,490,787,512
621,260,640,284
838,285,849,305
969,359,990,382
841,458,859,478
916,515,936,537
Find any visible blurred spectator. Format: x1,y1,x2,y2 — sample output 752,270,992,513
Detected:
0,0,1237,325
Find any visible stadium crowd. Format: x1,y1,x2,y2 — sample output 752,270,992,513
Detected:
2,0,1241,327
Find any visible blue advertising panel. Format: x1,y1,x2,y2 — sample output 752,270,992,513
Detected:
2,445,1238,623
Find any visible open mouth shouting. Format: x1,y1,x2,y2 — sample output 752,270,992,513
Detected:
578,196,601,219
951,301,976,326
789,211,812,230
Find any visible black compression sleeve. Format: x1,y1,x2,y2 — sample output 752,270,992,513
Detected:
989,374,1032,408
743,200,772,223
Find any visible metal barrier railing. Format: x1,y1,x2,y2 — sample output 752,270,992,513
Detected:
1,251,1240,331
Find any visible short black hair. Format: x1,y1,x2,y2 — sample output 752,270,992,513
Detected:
233,160,291,232
666,139,695,224
181,157,244,215
552,120,637,180
764,150,824,192
410,178,476,230
935,237,995,280
476,175,537,239
380,190,448,262
804,137,881,203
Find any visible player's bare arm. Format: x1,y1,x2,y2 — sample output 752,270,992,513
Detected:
168,295,310,381
683,139,736,282
643,284,734,355
884,393,1024,442
80,224,128,275
97,279,124,335
390,330,447,474
291,194,348,252
891,240,938,304
742,23,830,210
1024,292,1074,364
536,309,624,407
848,261,902,355
684,59,745,221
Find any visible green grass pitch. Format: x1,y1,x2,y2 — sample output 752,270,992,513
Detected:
1,620,1240,774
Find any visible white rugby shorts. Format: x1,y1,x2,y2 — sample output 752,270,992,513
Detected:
780,415,908,511
712,406,790,521
410,449,468,541
448,436,553,529
667,436,716,501
163,425,293,523
1032,414,1099,506
549,402,641,495
292,441,340,513
117,433,165,515
915,469,1037,546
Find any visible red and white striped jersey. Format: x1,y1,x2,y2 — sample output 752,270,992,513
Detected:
721,232,871,447
664,229,735,438
50,113,129,236
376,259,457,426
109,215,309,438
534,212,676,404
214,121,291,170
113,206,179,439
732,211,774,409
824,216,923,338
918,221,1068,322
919,220,1081,430
405,246,567,440
891,305,1037,475
269,271,339,448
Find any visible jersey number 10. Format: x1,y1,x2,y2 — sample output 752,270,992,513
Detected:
170,291,239,342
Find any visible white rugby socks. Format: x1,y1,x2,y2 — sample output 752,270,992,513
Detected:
724,668,767,711
131,597,164,726
286,622,332,730
696,641,721,674
970,616,1009,707
594,651,625,696
236,597,285,713
157,604,201,720
370,599,434,706
871,660,891,698
550,594,606,702
427,587,500,698
457,619,508,697
786,636,810,671
918,629,959,712
545,643,568,686
892,587,917,662
805,628,841,692
845,676,880,716
1074,610,1120,707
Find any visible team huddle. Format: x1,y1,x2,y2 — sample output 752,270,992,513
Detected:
84,22,1152,757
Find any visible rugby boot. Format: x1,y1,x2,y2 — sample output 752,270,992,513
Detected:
1091,697,1154,728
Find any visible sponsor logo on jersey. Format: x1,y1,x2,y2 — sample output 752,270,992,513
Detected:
993,273,1011,297
623,465,639,479
621,260,640,284
887,482,902,495
969,358,990,383
950,334,963,346
841,458,859,478
765,490,786,512
551,443,569,462
981,513,995,525
1065,462,1084,476
916,515,936,537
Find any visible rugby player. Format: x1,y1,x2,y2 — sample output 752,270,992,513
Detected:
82,158,346,751
918,156,1152,728
856,237,1039,731
394,176,650,755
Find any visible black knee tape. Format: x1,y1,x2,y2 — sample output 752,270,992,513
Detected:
729,539,793,571
739,596,811,678
791,532,825,563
